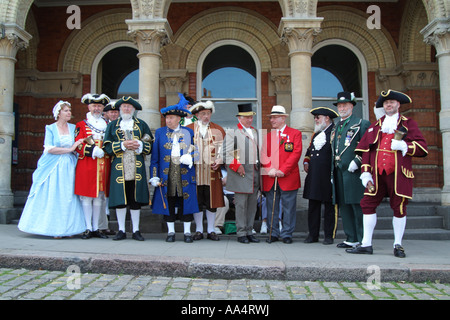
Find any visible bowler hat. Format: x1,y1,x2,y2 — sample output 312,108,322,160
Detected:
375,89,412,108
236,103,256,117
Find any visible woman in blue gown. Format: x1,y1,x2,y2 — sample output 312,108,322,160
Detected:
18,101,86,238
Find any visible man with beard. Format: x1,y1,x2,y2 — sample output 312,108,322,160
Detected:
103,96,153,241
187,100,225,241
303,107,339,245
331,92,370,249
75,93,111,239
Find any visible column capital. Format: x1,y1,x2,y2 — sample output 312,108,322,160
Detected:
278,18,322,55
160,69,188,94
0,23,31,60
126,18,172,54
421,17,450,58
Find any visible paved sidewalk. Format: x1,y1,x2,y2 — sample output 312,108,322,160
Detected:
1,267,450,301
1,224,450,284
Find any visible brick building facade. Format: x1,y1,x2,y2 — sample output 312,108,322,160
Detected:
0,0,449,214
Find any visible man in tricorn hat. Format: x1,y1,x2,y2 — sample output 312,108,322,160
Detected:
103,100,120,123
346,90,428,258
261,105,302,244
75,93,111,239
149,94,198,243
303,107,339,245
187,100,225,241
331,92,371,249
221,103,260,243
103,96,153,241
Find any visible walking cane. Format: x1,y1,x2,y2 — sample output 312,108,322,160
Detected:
268,176,278,243
158,183,167,209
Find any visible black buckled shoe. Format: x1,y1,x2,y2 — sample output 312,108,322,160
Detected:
394,244,406,258
304,236,318,243
166,233,176,242
237,236,249,244
113,230,127,241
345,244,373,254
323,238,334,245
193,231,204,240
81,230,91,239
247,235,260,243
184,233,193,243
91,229,108,239
207,232,220,241
336,242,354,248
132,231,145,241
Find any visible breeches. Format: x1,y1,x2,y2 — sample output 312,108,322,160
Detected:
360,172,408,217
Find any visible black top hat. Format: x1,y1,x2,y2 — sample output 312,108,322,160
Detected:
375,89,412,108
310,107,339,119
236,103,256,117
333,92,356,106
115,96,142,110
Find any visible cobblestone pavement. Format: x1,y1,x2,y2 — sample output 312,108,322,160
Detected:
1,267,450,301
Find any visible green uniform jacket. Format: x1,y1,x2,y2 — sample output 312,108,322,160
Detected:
331,115,370,204
103,117,153,208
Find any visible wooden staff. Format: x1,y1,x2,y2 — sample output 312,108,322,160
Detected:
269,176,278,243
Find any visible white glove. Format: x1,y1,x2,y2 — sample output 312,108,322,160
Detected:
180,154,193,168
348,160,358,173
391,139,407,156
92,146,104,159
360,172,374,188
149,177,161,187
313,131,326,151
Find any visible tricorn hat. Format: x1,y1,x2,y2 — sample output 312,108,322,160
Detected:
189,100,215,114
161,93,191,117
268,105,289,117
81,93,110,106
333,92,356,106
375,89,412,108
236,103,256,117
115,96,142,110
103,101,119,112
310,107,339,119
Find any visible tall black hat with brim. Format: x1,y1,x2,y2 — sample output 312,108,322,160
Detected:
375,89,412,108
310,107,339,119
81,93,110,106
236,103,256,117
115,96,142,110
333,92,356,106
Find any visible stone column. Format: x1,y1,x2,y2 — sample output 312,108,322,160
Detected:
421,18,450,205
127,19,172,130
160,69,188,107
270,68,292,122
0,25,30,209
278,18,322,138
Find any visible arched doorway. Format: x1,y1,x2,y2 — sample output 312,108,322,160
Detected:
197,41,261,129
91,42,139,99
312,41,369,120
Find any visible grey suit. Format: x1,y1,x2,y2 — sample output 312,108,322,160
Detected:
223,124,260,238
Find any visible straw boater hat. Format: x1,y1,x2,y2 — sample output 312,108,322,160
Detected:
236,103,256,117
375,89,412,108
310,107,339,119
189,100,215,114
160,93,191,117
268,105,289,117
81,93,110,106
333,92,356,106
115,96,142,110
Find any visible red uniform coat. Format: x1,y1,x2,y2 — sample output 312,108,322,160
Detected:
355,114,428,199
261,126,302,192
74,119,111,198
